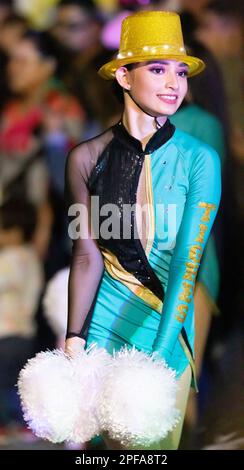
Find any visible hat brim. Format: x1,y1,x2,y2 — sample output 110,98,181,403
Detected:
98,54,205,79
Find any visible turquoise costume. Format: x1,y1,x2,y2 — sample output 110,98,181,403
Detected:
65,119,221,389
171,103,225,308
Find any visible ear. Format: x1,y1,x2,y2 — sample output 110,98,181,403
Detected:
115,66,131,91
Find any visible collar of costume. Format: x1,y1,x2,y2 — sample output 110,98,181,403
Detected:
112,118,175,154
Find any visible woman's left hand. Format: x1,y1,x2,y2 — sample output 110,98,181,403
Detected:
65,337,86,358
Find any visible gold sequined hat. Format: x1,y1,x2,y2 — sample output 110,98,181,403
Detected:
98,10,205,79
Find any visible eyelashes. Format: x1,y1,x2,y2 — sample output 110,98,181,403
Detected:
178,70,189,77
148,67,188,77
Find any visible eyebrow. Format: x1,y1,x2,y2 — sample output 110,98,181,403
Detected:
147,60,189,68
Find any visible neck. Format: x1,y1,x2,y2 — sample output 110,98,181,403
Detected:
122,92,167,151
18,82,49,111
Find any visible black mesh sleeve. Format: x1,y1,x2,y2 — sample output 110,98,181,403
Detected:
64,142,104,340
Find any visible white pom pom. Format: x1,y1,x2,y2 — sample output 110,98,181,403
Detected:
97,346,180,448
69,345,112,443
18,345,112,444
18,350,74,443
43,268,69,336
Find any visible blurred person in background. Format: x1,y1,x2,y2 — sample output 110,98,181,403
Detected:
169,37,226,444
52,0,102,54
196,0,244,331
0,0,12,24
50,0,122,130
0,13,28,54
0,30,85,264
0,199,43,443
0,12,28,113
134,0,210,15
196,0,244,163
174,0,211,16
163,9,237,445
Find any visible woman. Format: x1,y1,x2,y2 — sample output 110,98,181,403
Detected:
0,30,85,259
64,11,221,450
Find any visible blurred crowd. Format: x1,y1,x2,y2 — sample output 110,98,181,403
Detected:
0,0,243,448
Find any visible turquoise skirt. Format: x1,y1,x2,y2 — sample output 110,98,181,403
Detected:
85,270,191,379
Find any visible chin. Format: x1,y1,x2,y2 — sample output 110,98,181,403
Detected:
147,104,179,117
165,108,179,116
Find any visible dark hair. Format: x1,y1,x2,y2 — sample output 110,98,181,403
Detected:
2,13,28,27
0,0,13,6
20,30,65,76
58,0,97,16
119,0,141,11
205,0,244,18
57,0,104,25
178,11,199,43
22,30,63,62
179,11,229,136
0,199,37,242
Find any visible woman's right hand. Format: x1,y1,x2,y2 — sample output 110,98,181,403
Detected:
65,336,86,357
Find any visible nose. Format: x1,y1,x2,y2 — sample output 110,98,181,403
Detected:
165,70,179,90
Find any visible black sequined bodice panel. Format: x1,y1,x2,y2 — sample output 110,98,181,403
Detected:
87,119,175,302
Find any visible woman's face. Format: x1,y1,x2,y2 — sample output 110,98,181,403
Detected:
119,60,188,117
52,5,98,52
7,39,54,94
